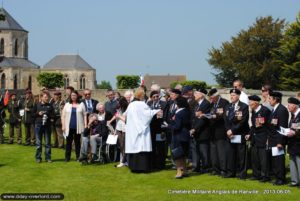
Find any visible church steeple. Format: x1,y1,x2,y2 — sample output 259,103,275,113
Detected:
0,8,28,58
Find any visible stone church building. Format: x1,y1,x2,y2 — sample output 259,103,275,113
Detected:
0,8,96,94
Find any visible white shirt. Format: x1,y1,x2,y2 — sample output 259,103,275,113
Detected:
273,103,280,112
255,105,262,113
239,91,249,105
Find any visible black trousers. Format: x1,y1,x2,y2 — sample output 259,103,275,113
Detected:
226,142,247,177
191,139,210,170
251,146,270,179
65,129,81,160
272,153,286,182
210,139,228,173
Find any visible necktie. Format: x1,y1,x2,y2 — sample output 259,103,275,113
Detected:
87,100,92,112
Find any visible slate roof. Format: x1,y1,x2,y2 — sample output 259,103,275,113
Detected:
43,55,94,70
0,8,27,32
0,57,39,68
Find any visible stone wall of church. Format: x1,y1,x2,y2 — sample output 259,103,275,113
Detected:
41,69,96,90
0,67,40,93
0,30,28,58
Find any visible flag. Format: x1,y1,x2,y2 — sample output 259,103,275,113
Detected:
3,90,9,106
139,74,144,87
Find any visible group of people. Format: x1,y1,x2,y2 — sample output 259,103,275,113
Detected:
1,80,300,188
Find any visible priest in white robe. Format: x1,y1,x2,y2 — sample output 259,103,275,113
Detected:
117,87,161,173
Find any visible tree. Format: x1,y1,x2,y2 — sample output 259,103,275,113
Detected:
37,72,64,89
170,80,208,89
96,80,112,89
273,12,300,91
116,75,139,89
208,16,285,88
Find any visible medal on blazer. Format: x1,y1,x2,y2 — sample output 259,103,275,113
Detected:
291,123,300,130
235,111,243,120
217,108,223,114
271,118,278,125
255,117,265,127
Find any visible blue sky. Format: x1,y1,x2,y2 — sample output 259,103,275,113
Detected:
4,0,300,87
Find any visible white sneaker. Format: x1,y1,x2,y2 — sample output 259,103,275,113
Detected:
117,163,125,168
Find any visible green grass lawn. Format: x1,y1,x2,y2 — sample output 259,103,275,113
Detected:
0,142,299,201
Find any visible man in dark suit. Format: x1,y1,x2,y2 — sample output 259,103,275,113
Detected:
224,89,249,179
268,92,289,185
286,97,300,187
190,88,211,173
245,95,271,182
208,88,229,176
147,90,167,170
83,89,99,114
268,91,289,185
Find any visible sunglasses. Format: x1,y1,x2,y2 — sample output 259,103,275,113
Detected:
261,89,267,92
152,95,159,98
84,93,91,96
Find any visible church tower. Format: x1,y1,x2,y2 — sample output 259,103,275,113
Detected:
0,7,39,91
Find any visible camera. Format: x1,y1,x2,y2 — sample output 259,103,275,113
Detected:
42,113,48,125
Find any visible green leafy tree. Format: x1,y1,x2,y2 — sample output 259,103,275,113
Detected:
273,12,300,91
170,80,208,89
37,72,64,89
96,80,112,89
208,16,285,88
116,75,139,89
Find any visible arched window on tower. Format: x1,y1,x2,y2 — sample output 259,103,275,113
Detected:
1,73,5,89
0,38,4,55
24,39,28,59
64,75,69,89
28,75,32,90
14,39,18,56
79,74,86,90
13,74,17,89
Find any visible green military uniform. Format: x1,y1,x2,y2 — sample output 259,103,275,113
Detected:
8,97,22,144
52,98,65,148
20,97,36,145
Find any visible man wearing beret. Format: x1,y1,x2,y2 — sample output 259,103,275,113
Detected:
190,88,211,173
8,92,22,144
147,90,167,170
52,91,65,148
245,95,271,182
20,90,36,146
207,88,229,176
286,97,300,187
268,91,289,185
224,89,249,179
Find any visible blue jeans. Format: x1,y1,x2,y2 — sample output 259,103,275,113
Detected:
35,124,52,160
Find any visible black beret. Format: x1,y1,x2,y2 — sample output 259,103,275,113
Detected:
208,88,218,97
248,95,261,102
269,91,282,99
170,89,181,95
288,97,300,105
150,90,159,97
230,88,241,95
54,91,62,95
195,88,208,95
182,86,193,93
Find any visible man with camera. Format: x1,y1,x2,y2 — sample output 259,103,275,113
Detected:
34,92,55,163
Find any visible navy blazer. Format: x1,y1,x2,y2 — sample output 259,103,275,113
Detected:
192,98,211,141
268,103,289,147
224,101,250,143
288,111,300,156
83,98,99,114
168,108,192,143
